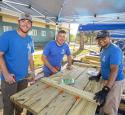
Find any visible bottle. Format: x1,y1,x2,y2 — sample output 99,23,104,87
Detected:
61,78,75,85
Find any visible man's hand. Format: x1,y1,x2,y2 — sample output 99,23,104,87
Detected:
28,71,35,82
4,73,16,84
51,67,59,74
89,75,100,82
94,86,110,107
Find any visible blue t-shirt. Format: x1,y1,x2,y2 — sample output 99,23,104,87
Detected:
100,43,124,81
0,30,34,81
43,40,71,75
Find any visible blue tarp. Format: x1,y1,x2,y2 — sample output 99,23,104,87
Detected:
78,23,125,31
111,34,125,39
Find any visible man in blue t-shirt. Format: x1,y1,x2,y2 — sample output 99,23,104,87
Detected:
89,30,124,115
42,30,72,77
0,13,35,115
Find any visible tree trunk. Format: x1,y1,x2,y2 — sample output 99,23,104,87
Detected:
79,32,84,50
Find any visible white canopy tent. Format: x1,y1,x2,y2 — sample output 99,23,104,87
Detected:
0,0,125,24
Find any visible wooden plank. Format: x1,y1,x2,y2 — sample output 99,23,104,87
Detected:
62,66,86,80
49,65,81,79
11,82,43,102
40,78,98,105
80,102,97,115
51,66,87,83
68,77,102,115
85,80,103,93
38,67,93,115
85,55,100,62
67,99,88,115
80,81,103,115
11,82,41,100
73,62,100,68
11,82,46,107
72,67,97,89
28,86,60,114
84,59,100,66
67,68,95,115
11,65,102,115
38,93,76,115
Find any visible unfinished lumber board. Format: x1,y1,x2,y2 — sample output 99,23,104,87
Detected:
28,86,60,114
11,82,43,102
67,68,96,115
11,65,102,115
38,92,76,115
51,65,87,82
40,78,98,104
72,67,98,89
67,98,88,115
85,55,100,61
62,66,87,80
38,67,95,115
80,101,97,115
74,62,100,68
68,78,102,115
72,68,89,89
50,65,80,79
85,59,100,66
11,82,46,107
67,68,98,115
79,81,102,115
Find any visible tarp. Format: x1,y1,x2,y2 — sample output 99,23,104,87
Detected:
0,0,125,24
78,23,125,31
111,34,125,39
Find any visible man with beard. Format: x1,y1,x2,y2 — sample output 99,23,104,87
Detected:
89,30,124,115
0,13,35,115
42,30,72,77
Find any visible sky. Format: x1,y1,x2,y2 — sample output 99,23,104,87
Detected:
70,24,79,35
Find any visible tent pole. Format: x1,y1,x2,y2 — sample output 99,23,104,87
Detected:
55,24,58,40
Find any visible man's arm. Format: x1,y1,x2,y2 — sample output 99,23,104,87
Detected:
66,55,72,69
67,55,72,66
93,65,118,106
42,55,58,73
29,54,35,72
29,54,36,81
106,64,118,88
0,52,15,84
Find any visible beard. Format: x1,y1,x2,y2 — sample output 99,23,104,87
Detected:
19,27,30,34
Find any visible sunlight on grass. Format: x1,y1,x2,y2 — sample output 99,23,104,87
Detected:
34,54,43,68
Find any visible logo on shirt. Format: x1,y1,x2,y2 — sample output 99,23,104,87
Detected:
27,43,32,60
61,49,65,54
102,56,105,62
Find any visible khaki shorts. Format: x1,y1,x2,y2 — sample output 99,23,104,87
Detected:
102,80,124,115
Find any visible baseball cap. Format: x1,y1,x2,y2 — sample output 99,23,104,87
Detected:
19,13,32,22
96,30,110,39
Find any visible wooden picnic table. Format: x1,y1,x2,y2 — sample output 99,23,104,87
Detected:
11,63,102,115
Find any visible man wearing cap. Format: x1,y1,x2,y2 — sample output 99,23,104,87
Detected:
89,30,124,115
0,13,35,115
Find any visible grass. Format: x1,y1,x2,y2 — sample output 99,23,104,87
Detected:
34,54,43,68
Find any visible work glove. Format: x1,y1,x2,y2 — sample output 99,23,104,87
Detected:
89,73,101,82
94,86,110,107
